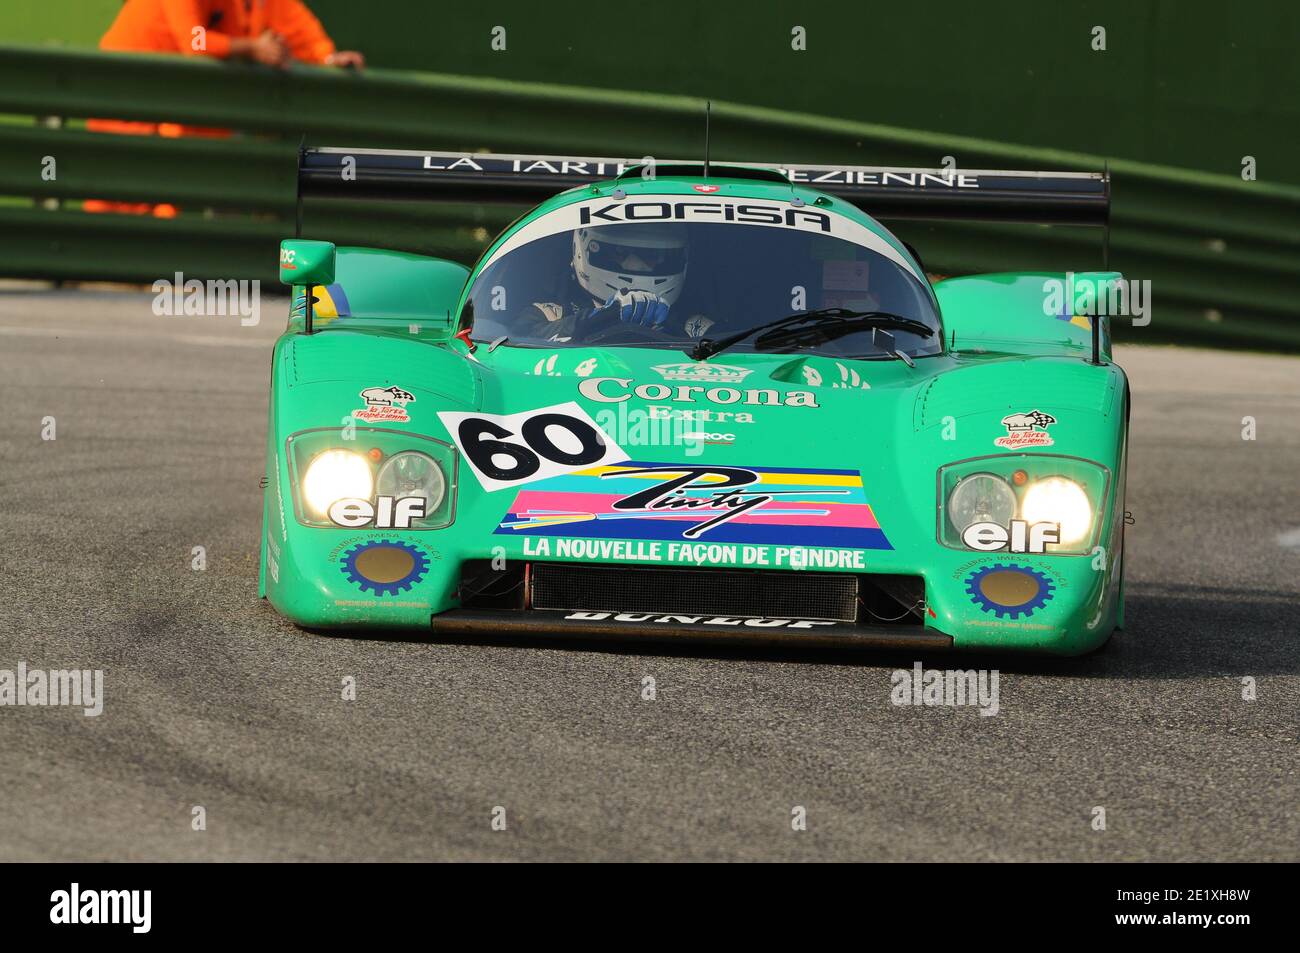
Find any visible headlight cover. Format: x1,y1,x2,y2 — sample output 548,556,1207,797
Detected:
287,428,457,530
938,454,1109,555
377,451,447,514
946,472,1017,533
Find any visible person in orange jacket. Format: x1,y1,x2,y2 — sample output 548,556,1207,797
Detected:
86,0,365,217
100,0,364,68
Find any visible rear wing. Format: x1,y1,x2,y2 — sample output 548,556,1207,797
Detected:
296,147,1110,227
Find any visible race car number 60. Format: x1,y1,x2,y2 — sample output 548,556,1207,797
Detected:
459,413,602,480
438,401,629,492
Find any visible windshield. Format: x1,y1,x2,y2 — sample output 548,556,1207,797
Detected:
461,209,942,359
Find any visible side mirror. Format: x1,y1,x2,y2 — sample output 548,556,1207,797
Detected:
280,240,335,333
279,239,336,287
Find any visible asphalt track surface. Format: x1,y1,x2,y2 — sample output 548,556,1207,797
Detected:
1,288,1296,862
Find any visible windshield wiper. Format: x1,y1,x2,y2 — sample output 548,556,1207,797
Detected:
691,308,934,361
867,327,916,367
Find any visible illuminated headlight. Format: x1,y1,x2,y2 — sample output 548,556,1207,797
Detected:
288,428,457,530
1022,477,1092,545
302,449,373,516
947,473,1017,533
376,451,446,514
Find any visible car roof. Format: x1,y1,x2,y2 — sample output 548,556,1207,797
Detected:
471,172,922,284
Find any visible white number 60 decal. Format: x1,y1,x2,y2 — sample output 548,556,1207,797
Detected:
438,401,628,492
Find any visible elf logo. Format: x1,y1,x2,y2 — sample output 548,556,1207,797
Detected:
962,520,1060,553
693,184,721,193
50,883,151,934
328,496,426,528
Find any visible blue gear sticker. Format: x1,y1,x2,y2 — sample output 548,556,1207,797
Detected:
340,540,429,596
964,563,1055,619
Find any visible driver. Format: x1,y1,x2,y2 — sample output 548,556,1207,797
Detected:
517,223,715,341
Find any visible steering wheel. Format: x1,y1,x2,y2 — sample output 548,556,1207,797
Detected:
577,314,685,346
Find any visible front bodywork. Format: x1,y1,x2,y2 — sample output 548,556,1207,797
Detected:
261,175,1129,656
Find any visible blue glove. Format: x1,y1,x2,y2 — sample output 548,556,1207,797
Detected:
598,290,670,328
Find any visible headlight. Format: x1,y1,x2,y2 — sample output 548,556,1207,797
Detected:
288,428,457,530
947,473,1017,533
1022,477,1091,545
376,451,446,513
938,455,1108,555
302,449,373,516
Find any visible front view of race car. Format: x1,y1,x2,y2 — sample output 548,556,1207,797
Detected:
263,154,1127,655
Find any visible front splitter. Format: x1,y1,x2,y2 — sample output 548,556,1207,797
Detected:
430,609,953,650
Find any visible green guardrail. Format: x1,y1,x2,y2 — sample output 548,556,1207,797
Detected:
0,45,1297,351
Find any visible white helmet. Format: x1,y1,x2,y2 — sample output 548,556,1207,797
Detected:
572,223,688,307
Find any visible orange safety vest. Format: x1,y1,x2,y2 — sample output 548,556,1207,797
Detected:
85,0,337,216
99,0,335,63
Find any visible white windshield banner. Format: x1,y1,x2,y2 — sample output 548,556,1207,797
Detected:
479,194,924,283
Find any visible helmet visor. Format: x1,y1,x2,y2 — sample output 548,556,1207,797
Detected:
584,238,686,277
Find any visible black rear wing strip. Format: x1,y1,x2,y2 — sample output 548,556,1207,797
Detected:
297,148,1110,226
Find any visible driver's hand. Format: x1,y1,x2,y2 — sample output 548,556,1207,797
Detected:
596,290,670,328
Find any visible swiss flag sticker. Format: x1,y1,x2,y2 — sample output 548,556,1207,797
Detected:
693,184,721,193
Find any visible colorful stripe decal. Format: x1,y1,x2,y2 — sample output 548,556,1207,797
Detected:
494,461,893,549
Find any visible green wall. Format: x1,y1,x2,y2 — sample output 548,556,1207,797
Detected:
2,1,121,47
4,0,1297,185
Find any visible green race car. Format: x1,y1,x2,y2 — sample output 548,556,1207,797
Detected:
262,149,1128,655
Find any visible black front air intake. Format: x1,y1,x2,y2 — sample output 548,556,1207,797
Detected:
447,561,936,645
457,561,926,625
531,563,857,623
